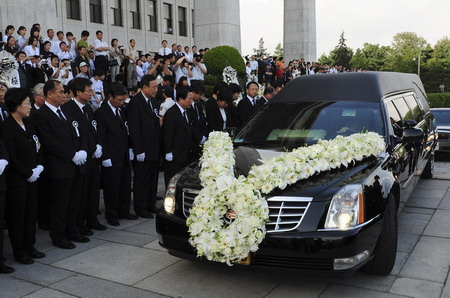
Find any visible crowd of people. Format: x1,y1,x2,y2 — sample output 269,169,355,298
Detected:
0,23,292,274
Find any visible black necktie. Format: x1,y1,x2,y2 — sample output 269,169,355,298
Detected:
148,99,155,114
57,108,66,121
183,111,189,124
115,108,121,120
82,105,90,121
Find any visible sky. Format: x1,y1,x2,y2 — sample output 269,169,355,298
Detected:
240,0,450,58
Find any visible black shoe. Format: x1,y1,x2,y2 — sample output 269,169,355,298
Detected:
0,264,14,274
88,223,107,230
118,213,138,220
79,226,94,236
136,210,154,218
28,248,46,259
107,218,120,226
15,255,34,265
52,240,76,249
68,235,90,243
148,206,159,214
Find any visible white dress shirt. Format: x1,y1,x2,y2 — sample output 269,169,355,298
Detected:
45,101,67,119
159,47,170,56
93,39,109,56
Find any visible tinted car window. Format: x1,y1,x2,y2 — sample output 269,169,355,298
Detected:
235,101,384,150
393,98,414,121
387,101,401,123
404,95,423,121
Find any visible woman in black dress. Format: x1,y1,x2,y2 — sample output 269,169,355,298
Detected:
3,88,45,265
4,36,18,56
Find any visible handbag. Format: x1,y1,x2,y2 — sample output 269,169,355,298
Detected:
108,59,119,66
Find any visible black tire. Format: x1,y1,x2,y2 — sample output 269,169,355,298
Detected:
422,154,434,179
361,196,398,275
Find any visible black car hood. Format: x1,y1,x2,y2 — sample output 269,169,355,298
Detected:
182,146,381,202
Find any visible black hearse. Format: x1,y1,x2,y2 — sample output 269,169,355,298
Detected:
156,72,437,275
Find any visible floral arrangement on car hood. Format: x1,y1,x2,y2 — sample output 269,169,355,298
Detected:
187,131,385,265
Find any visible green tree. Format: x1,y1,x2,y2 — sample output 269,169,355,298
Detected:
388,32,429,74
350,43,391,70
318,53,332,65
274,43,284,57
253,37,268,56
329,31,353,68
423,37,450,91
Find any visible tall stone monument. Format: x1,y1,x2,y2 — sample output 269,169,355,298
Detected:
283,0,317,62
193,0,241,52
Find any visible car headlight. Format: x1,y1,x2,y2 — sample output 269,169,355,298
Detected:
163,173,181,214
324,184,365,230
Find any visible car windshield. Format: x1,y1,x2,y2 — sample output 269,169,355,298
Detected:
235,101,385,150
432,110,450,126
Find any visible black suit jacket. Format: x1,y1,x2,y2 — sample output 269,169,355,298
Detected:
256,96,268,109
187,101,208,143
3,117,43,187
0,133,8,192
162,104,192,164
0,103,9,122
32,103,87,179
237,96,257,127
205,99,232,134
62,100,99,172
94,103,129,168
127,92,161,161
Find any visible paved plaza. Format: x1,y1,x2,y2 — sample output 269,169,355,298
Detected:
1,161,450,297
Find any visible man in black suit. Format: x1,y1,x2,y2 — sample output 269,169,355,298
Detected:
187,84,208,160
127,75,161,218
15,51,32,90
63,78,108,233
163,87,194,186
256,86,276,109
0,136,12,273
95,82,134,226
237,82,259,129
32,80,89,249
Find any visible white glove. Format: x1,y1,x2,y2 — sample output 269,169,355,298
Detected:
165,152,173,162
93,144,102,159
200,136,207,145
72,150,87,166
35,165,44,176
101,159,112,167
129,149,135,161
27,167,40,183
136,152,145,162
0,159,8,175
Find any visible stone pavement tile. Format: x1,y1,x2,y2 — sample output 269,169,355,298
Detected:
398,212,432,235
50,274,166,298
440,268,450,298
265,277,329,298
10,262,75,286
23,288,78,298
319,284,403,298
400,236,450,283
415,179,450,191
91,228,157,247
433,173,450,179
325,272,396,292
389,277,443,298
401,207,435,215
390,252,409,276
405,190,445,209
437,190,450,210
397,233,420,253
52,242,180,285
0,275,42,298
423,209,450,238
143,240,167,252
125,219,158,237
134,260,284,298
38,238,106,265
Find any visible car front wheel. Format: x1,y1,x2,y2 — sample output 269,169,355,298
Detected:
361,195,398,275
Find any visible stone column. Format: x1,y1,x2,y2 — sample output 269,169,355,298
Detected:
283,0,317,63
194,0,241,52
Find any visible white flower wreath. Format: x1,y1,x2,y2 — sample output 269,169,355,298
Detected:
187,131,385,265
222,66,239,85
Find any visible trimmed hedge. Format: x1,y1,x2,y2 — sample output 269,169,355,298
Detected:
427,93,450,108
203,46,246,78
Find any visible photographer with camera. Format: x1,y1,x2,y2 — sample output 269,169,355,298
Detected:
59,59,73,86
190,54,207,88
146,55,167,79
173,56,192,88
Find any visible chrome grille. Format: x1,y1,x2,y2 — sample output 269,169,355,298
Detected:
266,196,312,233
182,188,200,217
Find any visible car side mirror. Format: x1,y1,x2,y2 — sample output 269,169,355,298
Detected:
402,127,423,143
404,119,417,129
